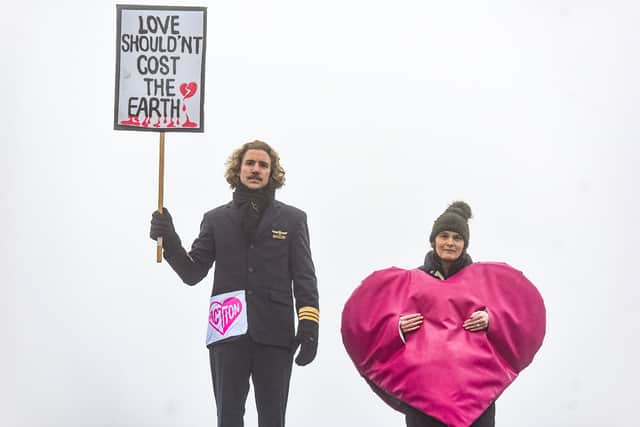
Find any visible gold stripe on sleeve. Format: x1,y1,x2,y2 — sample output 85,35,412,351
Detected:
298,306,320,323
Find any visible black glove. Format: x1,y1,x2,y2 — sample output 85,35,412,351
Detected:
294,319,318,366
150,208,182,253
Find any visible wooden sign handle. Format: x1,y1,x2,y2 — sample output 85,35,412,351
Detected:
156,132,165,263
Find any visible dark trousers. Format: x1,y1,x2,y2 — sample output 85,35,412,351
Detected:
405,402,496,427
208,335,294,427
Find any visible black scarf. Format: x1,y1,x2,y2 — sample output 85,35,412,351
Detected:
232,183,275,242
420,250,473,279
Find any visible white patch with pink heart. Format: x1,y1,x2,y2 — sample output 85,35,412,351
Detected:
206,290,248,346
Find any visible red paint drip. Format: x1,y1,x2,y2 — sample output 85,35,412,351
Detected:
182,114,198,128
120,116,141,126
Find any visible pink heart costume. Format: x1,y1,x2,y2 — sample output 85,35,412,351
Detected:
341,262,546,427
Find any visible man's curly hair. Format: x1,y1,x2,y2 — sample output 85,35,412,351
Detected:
225,140,286,189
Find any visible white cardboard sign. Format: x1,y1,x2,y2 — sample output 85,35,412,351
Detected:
114,5,207,132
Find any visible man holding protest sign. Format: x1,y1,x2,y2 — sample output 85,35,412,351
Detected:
150,140,320,427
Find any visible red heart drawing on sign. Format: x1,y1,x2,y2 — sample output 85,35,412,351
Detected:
209,297,243,335
179,82,198,100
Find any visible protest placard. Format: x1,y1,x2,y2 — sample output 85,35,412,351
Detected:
114,5,206,132
114,5,207,262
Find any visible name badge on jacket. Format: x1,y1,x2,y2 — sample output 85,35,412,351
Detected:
206,290,248,346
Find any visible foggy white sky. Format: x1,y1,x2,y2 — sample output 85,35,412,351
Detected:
2,1,639,426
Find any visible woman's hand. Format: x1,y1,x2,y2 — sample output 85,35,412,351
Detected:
399,313,424,334
463,310,489,332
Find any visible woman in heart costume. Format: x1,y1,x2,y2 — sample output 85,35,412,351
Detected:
341,201,546,427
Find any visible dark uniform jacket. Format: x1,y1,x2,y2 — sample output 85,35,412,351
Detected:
164,199,318,348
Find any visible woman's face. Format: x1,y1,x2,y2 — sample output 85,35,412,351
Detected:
434,230,465,262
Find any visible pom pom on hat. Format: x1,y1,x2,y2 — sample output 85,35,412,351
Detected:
447,201,472,220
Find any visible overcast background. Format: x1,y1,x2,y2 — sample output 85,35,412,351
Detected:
2,1,639,426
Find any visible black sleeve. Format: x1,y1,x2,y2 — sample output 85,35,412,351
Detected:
164,213,216,285
290,212,319,313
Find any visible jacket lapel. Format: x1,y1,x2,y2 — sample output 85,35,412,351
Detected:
224,201,242,227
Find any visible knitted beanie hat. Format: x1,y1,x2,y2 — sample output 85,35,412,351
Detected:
429,201,473,249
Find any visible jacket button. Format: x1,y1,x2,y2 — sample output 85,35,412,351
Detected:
248,267,254,272
249,244,254,249
246,290,253,295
